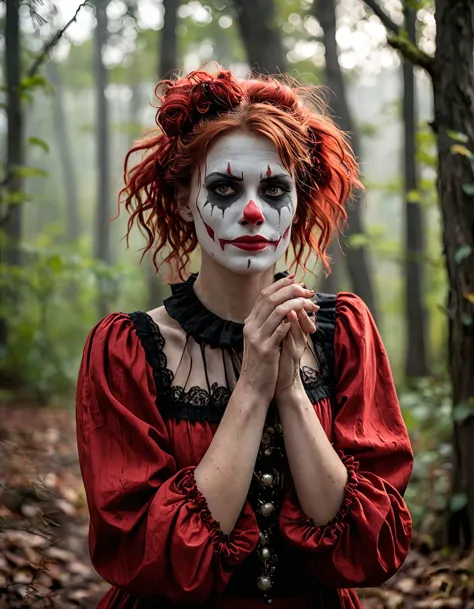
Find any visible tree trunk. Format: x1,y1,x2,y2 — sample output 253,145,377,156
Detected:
232,0,286,74
315,0,378,319
432,0,474,548
159,0,179,79
0,0,23,355
403,7,430,377
45,62,80,242
94,0,112,318
142,0,181,310
318,241,343,294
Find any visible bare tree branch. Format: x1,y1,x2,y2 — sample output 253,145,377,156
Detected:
362,0,400,34
362,0,435,77
26,1,90,78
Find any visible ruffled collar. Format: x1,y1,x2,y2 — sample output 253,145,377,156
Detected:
163,272,288,351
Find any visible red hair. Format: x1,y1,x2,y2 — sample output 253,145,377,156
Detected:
121,67,361,280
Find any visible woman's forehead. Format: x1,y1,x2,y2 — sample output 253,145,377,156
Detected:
205,131,285,172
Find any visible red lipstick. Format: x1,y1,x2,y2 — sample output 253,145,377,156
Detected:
219,235,276,251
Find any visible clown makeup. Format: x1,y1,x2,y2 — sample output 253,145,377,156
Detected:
185,131,298,274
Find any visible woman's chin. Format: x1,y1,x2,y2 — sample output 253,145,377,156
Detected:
212,252,285,275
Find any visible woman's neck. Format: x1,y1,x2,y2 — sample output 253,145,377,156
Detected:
193,254,277,324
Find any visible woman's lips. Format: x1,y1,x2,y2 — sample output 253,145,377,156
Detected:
229,241,271,251
219,235,276,251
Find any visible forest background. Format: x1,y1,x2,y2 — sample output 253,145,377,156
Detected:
1,0,474,607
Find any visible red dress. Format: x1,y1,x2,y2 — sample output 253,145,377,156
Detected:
76,276,413,609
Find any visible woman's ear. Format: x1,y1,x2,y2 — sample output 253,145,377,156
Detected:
177,185,194,223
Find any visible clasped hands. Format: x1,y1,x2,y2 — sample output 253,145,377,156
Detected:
241,274,319,405
275,274,318,398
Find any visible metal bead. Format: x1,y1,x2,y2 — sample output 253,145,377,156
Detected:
265,426,275,435
275,423,283,434
259,547,271,561
259,531,267,543
261,473,274,487
261,432,271,446
259,502,274,516
257,576,272,590
264,448,272,457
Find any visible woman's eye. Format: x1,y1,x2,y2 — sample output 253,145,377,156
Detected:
213,184,236,196
264,186,285,197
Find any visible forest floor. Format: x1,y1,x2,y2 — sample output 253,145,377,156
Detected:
0,402,473,609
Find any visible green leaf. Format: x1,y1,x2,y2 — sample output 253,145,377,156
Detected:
455,245,472,265
27,137,49,153
450,493,469,512
20,75,49,92
407,190,422,203
447,130,469,143
453,403,474,423
15,166,48,179
461,313,473,326
346,233,371,249
450,144,473,159
47,254,63,271
462,183,474,196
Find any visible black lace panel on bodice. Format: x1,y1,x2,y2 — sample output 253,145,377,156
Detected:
129,295,335,423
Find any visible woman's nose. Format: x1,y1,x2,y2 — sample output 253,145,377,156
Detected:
240,200,265,226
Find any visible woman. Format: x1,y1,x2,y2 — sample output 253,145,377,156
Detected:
76,67,413,609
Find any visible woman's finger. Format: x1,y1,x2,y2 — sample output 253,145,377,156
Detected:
297,307,317,334
255,283,314,325
261,297,319,337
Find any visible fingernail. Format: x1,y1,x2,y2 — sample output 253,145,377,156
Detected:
288,273,296,279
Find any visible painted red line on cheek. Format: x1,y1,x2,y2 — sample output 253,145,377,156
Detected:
266,165,272,177
219,239,226,250
204,222,215,241
282,225,290,239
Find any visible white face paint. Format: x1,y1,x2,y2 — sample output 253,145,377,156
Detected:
186,131,298,274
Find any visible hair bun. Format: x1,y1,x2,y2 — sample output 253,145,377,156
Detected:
157,70,243,138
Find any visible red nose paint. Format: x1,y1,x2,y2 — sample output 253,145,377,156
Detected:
243,200,265,225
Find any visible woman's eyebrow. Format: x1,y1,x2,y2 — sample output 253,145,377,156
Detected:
260,173,291,183
205,171,244,182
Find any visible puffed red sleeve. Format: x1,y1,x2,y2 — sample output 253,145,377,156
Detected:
76,313,258,603
279,293,413,588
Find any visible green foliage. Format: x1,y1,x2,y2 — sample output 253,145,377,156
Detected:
452,399,474,423
462,183,474,196
0,239,136,404
454,245,472,265
447,130,469,144
27,137,50,153
400,376,452,535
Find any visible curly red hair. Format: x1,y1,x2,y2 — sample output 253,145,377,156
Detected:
121,66,361,281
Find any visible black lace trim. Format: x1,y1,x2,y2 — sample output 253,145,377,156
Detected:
130,311,232,423
300,365,331,403
163,271,289,351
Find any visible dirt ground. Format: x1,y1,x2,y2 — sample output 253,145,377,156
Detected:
0,402,473,609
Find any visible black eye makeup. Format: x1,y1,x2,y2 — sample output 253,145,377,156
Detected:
202,169,294,216
260,182,291,198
